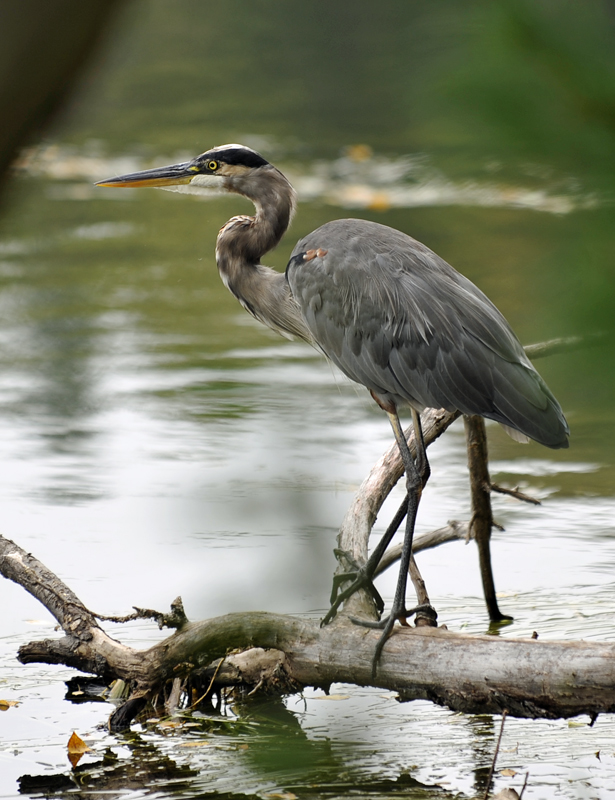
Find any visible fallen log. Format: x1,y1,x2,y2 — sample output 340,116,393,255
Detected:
2,532,615,731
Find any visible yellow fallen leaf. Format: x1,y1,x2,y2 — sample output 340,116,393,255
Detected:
0,699,19,710
67,731,92,768
312,694,350,701
179,740,210,748
500,768,517,777
67,732,91,755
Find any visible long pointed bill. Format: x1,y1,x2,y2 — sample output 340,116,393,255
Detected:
95,161,196,189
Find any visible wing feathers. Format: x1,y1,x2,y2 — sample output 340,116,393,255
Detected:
287,219,569,449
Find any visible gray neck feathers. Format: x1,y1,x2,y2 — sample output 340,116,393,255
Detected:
216,166,296,269
214,166,309,342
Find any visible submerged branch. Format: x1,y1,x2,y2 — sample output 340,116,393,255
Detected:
489,482,541,505
374,520,471,577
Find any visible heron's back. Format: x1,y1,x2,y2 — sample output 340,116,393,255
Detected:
286,219,569,449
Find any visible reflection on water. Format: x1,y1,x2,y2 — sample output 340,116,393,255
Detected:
0,0,614,798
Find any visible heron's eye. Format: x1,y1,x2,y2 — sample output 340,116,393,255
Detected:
208,160,219,171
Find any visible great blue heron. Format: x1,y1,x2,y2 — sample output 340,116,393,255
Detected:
97,144,569,668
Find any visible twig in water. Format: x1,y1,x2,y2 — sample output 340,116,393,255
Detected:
93,596,188,629
190,657,225,708
489,482,541,506
484,709,508,800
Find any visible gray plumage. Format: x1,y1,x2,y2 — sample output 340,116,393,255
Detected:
287,219,568,449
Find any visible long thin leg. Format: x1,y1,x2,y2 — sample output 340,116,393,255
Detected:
408,409,435,625
464,415,513,623
322,410,433,627
352,408,437,675
412,407,431,488
321,494,408,625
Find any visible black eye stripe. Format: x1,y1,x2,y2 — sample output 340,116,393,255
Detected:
200,148,269,169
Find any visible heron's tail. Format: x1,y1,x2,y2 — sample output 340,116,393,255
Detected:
489,364,569,449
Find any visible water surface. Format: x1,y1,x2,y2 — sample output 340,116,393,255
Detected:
1,2,614,798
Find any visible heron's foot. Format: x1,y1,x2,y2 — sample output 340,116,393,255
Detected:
329,549,362,604
321,568,385,627
321,549,385,627
350,603,438,677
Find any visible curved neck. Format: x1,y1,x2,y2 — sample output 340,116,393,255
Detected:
216,167,296,285
211,166,311,343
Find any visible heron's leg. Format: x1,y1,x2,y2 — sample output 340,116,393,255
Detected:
407,409,435,621
352,408,437,675
412,409,431,489
321,496,408,626
323,411,430,627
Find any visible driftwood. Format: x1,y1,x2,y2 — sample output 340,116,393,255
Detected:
1,335,613,731
4,530,615,732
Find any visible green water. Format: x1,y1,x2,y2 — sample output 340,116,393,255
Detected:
0,1,614,798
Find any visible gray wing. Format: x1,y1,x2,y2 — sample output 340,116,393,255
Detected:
286,219,569,449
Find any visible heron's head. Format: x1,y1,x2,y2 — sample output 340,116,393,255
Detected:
96,144,278,199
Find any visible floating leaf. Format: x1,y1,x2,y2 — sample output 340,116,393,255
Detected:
67,732,92,767
67,732,91,754
179,740,210,748
157,720,182,729
312,694,350,701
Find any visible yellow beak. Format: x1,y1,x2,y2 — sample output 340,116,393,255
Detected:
95,161,196,188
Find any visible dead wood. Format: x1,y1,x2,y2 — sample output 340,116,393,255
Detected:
373,520,471,577
464,415,512,622
3,528,615,730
